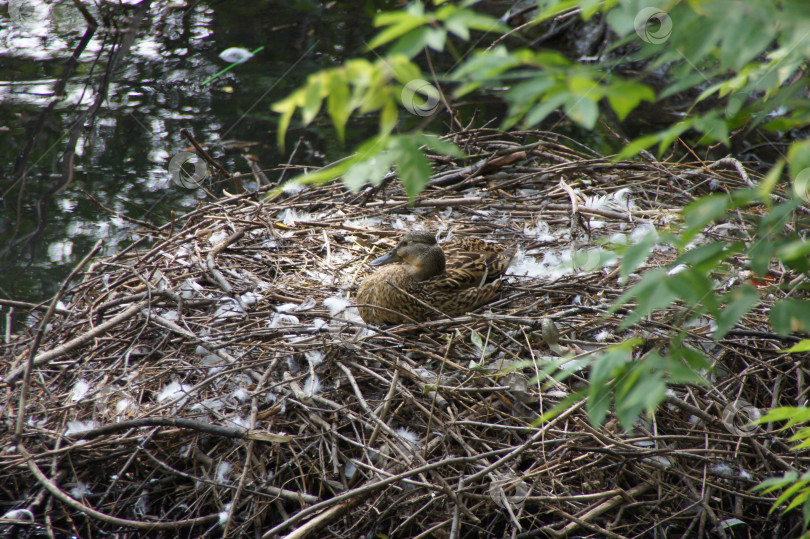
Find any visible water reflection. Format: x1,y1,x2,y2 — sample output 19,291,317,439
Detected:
0,0,379,313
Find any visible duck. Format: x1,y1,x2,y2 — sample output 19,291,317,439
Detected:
356,232,515,324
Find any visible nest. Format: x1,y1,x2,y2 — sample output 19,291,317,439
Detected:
2,130,807,538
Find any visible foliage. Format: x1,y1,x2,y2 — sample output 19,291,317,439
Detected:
271,55,418,148
611,188,807,338
752,407,810,526
271,3,505,195
272,0,810,197
451,46,655,130
532,338,709,431
272,133,463,201
270,0,810,523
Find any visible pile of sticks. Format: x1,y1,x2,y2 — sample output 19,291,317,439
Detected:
1,130,804,538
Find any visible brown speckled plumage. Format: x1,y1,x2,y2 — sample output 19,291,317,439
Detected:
356,232,515,324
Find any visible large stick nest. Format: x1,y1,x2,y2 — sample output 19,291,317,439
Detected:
2,130,807,538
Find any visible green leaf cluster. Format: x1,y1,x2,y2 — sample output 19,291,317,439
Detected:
534,0,810,161
586,340,708,429
368,2,507,58
452,45,655,130
271,3,505,196
271,55,422,149
534,339,709,431
274,133,463,201
753,407,810,527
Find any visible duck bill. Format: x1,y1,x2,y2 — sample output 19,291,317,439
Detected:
369,250,399,266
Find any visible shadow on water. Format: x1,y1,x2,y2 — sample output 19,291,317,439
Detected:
0,0,387,314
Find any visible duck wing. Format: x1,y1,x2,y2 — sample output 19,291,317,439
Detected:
442,240,517,286
357,265,436,324
420,278,503,317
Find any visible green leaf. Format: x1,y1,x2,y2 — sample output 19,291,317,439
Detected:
748,238,775,277
661,71,712,99
694,114,730,144
342,151,395,192
776,238,810,270
368,8,429,51
502,76,558,129
773,480,810,510
695,80,726,104
786,340,810,353
771,299,810,336
682,194,730,239
387,55,422,85
788,139,810,204
759,159,785,202
673,242,737,273
614,133,659,160
533,388,587,427
673,342,710,368
607,81,655,121
450,45,521,83
470,329,484,352
728,188,760,208
388,27,433,58
620,232,656,282
391,136,433,202
720,15,775,72
615,370,666,430
667,346,709,385
438,6,508,33
379,99,398,135
302,78,323,125
524,92,568,127
424,27,447,51
753,471,798,493
327,74,351,142
715,285,760,340
272,91,305,149
272,156,358,198
417,135,465,159
666,270,717,318
587,382,612,427
612,269,677,327
760,200,800,230
568,75,602,98
590,347,631,384
789,427,810,442
614,121,694,160
759,407,810,424
564,96,599,129
533,50,573,67
444,11,470,40
579,0,606,19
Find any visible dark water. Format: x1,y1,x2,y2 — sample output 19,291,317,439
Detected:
0,0,387,308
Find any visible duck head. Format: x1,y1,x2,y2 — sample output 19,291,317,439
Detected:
369,232,446,281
